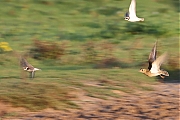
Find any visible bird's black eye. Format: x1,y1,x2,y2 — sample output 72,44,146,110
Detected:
125,17,130,20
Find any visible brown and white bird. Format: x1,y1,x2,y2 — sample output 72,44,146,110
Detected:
139,41,169,78
124,0,144,22
20,57,41,79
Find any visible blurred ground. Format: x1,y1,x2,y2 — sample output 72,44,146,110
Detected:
1,82,179,120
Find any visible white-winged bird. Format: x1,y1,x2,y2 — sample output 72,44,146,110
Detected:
20,57,41,79
139,41,169,78
124,0,144,22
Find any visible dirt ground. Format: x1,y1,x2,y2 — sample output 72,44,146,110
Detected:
0,82,179,120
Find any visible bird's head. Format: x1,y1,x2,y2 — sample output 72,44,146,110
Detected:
24,67,29,71
124,12,130,20
124,17,130,20
139,68,147,73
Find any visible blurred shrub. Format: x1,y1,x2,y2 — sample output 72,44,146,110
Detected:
95,57,120,68
164,55,180,81
0,42,13,53
98,22,121,38
125,22,168,37
30,39,66,60
98,41,116,58
82,40,118,66
82,41,97,63
168,55,179,70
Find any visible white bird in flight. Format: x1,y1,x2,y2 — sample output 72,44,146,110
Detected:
124,0,144,22
20,57,41,79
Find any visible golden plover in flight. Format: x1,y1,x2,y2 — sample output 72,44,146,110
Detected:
139,41,169,78
20,57,41,79
125,0,144,22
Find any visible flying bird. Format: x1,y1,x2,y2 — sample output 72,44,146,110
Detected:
139,41,169,78
20,57,41,79
124,0,144,22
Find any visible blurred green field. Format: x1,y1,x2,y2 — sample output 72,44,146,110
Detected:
0,0,179,111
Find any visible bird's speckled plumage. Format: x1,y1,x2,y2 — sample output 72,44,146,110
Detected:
139,41,169,78
20,57,41,79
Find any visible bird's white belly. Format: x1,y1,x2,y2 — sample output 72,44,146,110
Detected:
128,17,140,22
150,71,161,76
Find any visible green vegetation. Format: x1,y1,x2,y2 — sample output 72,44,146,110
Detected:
0,0,179,111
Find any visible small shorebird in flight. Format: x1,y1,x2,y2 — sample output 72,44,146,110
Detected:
124,0,144,22
20,57,41,79
139,41,169,78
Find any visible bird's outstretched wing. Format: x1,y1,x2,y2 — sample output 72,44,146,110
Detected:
150,52,168,73
129,0,137,18
20,57,34,69
148,41,157,70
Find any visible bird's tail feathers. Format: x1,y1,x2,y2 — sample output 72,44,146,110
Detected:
160,70,169,76
140,18,144,21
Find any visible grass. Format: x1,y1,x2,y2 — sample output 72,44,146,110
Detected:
0,0,179,111
0,66,159,111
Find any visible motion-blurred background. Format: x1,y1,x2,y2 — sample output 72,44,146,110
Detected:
0,0,179,112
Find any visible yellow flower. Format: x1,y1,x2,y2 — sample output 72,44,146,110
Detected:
0,42,13,52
